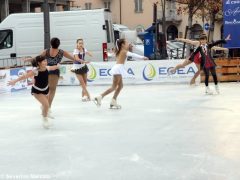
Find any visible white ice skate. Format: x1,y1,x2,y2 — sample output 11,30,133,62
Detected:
47,112,54,119
110,98,121,109
215,85,220,94
93,95,102,107
41,106,54,119
42,117,50,129
205,86,213,95
82,96,90,102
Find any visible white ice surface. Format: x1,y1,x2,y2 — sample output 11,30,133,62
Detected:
0,83,240,180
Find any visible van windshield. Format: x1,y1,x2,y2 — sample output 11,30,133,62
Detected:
105,20,111,43
135,37,143,45
0,30,13,49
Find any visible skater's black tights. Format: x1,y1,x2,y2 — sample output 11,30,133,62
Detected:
203,67,218,86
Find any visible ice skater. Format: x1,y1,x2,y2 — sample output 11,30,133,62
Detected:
71,39,92,101
188,34,228,94
25,37,81,113
94,39,148,109
169,37,229,85
8,56,59,129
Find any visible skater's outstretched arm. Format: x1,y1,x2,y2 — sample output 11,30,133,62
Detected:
212,46,229,51
127,51,149,60
47,64,60,71
8,71,35,86
211,46,229,57
23,50,47,63
63,50,77,62
73,53,90,64
208,40,227,49
175,38,200,46
86,51,93,57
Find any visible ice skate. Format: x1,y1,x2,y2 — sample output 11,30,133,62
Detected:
47,111,54,119
42,117,50,129
205,86,213,95
110,98,121,109
45,107,54,119
82,96,89,102
41,106,54,119
190,78,196,86
93,95,102,107
215,85,220,94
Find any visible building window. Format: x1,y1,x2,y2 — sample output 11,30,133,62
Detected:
85,3,92,10
104,1,111,10
167,25,178,40
135,0,143,13
191,24,203,39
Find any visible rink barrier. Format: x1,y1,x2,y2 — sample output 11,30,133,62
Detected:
201,58,240,82
1,58,239,94
0,56,32,69
0,60,200,93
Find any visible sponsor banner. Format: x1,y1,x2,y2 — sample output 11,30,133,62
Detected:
10,67,28,92
25,66,35,89
0,69,11,94
58,65,79,85
59,60,199,85
223,0,240,48
0,60,200,93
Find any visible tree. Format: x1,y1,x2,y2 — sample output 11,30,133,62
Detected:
203,0,222,41
175,0,205,39
159,0,167,34
149,0,167,33
176,0,222,40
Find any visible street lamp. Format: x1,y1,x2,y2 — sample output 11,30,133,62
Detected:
43,0,50,49
120,0,122,24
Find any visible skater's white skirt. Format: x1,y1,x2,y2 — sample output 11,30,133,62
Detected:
110,64,128,77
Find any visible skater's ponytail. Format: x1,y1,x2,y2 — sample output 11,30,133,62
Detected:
32,55,46,67
115,39,126,57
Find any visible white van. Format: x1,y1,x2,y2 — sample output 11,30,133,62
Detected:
112,24,144,57
120,30,144,56
0,9,114,67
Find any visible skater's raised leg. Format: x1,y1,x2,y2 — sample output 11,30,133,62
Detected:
94,75,120,106
190,64,201,85
169,59,192,74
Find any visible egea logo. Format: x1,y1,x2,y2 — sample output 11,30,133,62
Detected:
87,64,97,82
143,64,156,81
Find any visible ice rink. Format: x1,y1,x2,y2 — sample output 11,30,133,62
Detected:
0,83,240,180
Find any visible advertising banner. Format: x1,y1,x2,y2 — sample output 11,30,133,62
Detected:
0,70,11,94
0,60,200,94
10,67,28,92
59,60,199,85
223,0,240,48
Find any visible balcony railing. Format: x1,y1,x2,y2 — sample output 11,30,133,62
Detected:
158,10,182,23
